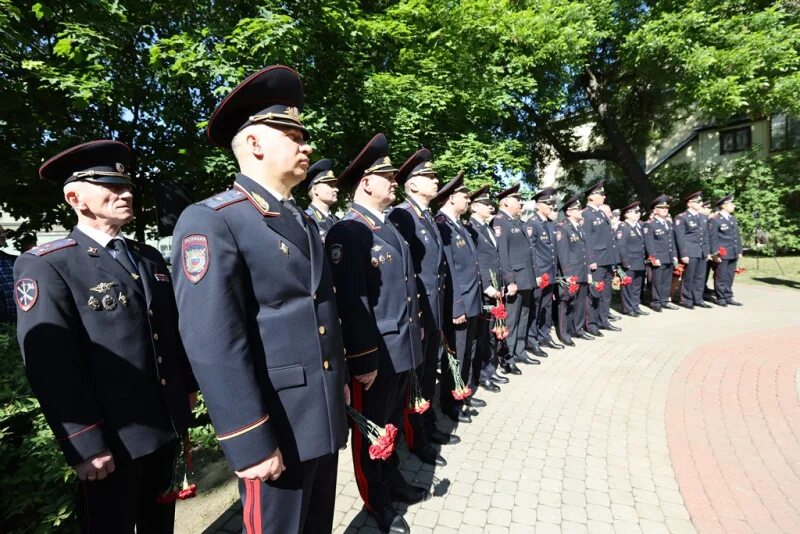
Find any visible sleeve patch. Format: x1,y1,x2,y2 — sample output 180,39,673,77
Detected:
494,226,502,237
15,278,39,312
182,235,210,283
556,230,562,241
616,231,623,239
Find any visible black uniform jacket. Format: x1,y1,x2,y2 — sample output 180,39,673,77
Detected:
525,214,557,281
305,203,338,241
616,221,646,271
643,216,675,264
465,217,503,293
172,173,348,471
435,212,482,319
582,205,619,267
673,210,709,258
708,213,742,260
556,221,589,283
492,210,535,290
15,229,195,466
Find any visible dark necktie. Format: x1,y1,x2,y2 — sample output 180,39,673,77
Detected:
108,238,140,280
283,198,306,228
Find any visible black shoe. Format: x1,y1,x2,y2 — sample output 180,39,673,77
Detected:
515,354,539,365
680,303,694,310
634,308,649,316
586,328,604,337
528,345,548,358
489,373,509,384
575,332,595,341
374,505,411,533
650,305,662,313
443,405,471,423
466,396,487,407
457,406,472,423
427,427,460,445
412,445,447,467
728,300,743,306
541,339,564,350
664,303,679,310
479,379,501,393
557,336,576,347
716,300,728,307
697,302,712,309
500,361,523,375
622,311,640,317
602,324,622,332
608,314,621,322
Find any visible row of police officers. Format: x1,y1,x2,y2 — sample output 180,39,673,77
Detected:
13,65,743,534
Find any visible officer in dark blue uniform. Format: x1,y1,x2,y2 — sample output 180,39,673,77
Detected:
492,184,539,366
465,186,515,385
433,172,484,423
708,194,744,306
673,191,712,309
643,195,678,312
615,201,649,316
172,66,348,534
300,159,339,241
389,148,458,451
581,181,622,336
325,134,426,534
524,187,564,352
555,193,593,346
15,140,197,533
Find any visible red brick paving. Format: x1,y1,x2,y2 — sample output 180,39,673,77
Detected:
667,326,800,533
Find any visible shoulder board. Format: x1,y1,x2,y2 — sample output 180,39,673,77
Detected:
26,238,77,256
200,189,247,211
494,213,504,220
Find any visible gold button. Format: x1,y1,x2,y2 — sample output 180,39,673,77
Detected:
407,297,411,302
408,318,413,323
319,326,327,335
148,309,154,317
157,356,163,364
160,378,166,386
313,293,317,300
153,333,159,341
404,276,408,282
323,360,330,370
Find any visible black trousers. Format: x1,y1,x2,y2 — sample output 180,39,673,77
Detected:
529,284,555,344
402,361,433,453
680,257,705,305
238,452,338,534
587,265,613,329
714,259,737,303
77,441,177,534
441,315,477,411
620,270,645,313
649,264,673,308
350,371,409,512
557,282,587,343
505,289,531,360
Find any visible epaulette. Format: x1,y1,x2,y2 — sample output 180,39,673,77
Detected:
26,238,77,256
200,189,247,211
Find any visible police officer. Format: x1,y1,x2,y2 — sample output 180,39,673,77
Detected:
616,201,649,316
172,66,348,533
465,186,517,384
524,188,564,352
492,184,539,366
326,134,427,534
708,194,743,306
389,149,458,451
16,140,197,533
643,195,679,312
433,172,484,423
555,193,593,346
673,191,713,309
301,159,339,241
582,181,622,336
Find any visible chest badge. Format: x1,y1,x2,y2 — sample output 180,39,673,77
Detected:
90,281,118,294
118,292,129,307
88,296,101,311
102,294,117,311
279,241,289,255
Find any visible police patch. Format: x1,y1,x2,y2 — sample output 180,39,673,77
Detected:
556,230,562,241
617,231,623,239
182,235,210,284
494,226,502,237
329,244,343,264
15,278,38,312
526,227,533,237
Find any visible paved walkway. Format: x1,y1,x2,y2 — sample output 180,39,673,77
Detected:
192,283,800,533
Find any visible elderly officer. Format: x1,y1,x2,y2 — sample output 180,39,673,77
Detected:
643,195,679,312
673,191,713,309
492,183,539,366
555,193,593,346
326,134,427,534
616,201,649,317
433,172,484,423
172,66,348,533
301,159,339,241
582,181,622,336
465,185,516,384
524,187,564,352
15,140,196,533
708,194,744,306
388,149,458,452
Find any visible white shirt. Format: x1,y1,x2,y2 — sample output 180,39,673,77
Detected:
77,223,120,249
311,201,331,217
263,184,293,203
361,204,385,224
441,210,461,226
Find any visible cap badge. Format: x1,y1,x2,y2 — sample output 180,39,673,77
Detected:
115,162,125,173
285,106,301,121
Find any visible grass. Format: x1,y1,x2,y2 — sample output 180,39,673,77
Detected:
734,255,800,290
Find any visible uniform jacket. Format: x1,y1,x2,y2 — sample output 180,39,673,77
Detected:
465,217,503,293
325,203,423,377
172,173,348,471
673,210,709,258
582,205,619,267
615,221,646,271
643,216,675,264
435,212,482,319
15,229,195,466
305,203,338,242
556,221,589,283
524,214,557,281
708,213,742,260
388,197,446,332
492,210,535,290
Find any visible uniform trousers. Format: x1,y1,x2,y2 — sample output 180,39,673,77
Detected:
620,270,645,313
238,452,338,534
587,265,613,329
529,283,555,344
714,259,738,303
403,323,437,451
649,264,673,309
505,289,531,360
558,282,587,343
441,315,478,411
680,257,706,305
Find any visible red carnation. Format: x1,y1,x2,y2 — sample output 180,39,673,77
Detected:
568,283,579,295
718,246,727,257
538,273,550,289
594,281,605,292
621,276,633,286
490,303,508,320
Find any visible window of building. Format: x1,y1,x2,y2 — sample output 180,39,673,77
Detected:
770,114,800,151
719,126,751,155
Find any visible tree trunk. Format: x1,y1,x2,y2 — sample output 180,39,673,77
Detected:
581,66,657,204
